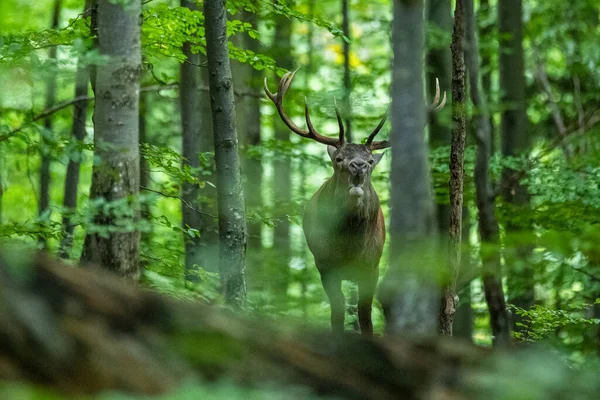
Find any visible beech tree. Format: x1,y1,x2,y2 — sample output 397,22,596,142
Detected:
498,0,534,334
466,0,511,346
180,0,203,281
59,0,91,259
38,0,61,248
271,7,293,304
80,0,142,281
204,0,247,306
380,0,439,335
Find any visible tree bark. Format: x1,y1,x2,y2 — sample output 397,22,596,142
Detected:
38,0,62,248
180,0,204,282
138,89,150,238
204,0,247,306
453,207,473,340
498,0,534,335
380,0,439,336
80,0,142,282
271,5,293,305
479,0,494,151
426,0,452,238
439,0,467,336
59,0,91,259
466,0,511,347
232,10,263,289
342,0,352,143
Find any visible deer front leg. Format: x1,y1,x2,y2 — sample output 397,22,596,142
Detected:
358,270,378,337
320,272,345,334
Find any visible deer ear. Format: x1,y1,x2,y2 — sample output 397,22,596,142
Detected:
372,152,385,167
327,145,337,161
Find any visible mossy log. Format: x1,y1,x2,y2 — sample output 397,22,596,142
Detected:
0,252,596,399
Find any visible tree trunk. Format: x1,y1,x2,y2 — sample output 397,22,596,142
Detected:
232,10,263,290
298,0,317,320
180,0,204,282
80,0,142,282
342,0,352,143
59,0,91,259
380,0,439,335
498,0,534,335
466,0,511,347
197,57,220,273
204,0,247,307
39,0,62,248
426,0,452,240
479,0,494,151
138,88,151,247
453,207,473,341
439,0,467,336
271,7,293,305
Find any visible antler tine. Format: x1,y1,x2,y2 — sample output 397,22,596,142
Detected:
280,69,298,97
304,97,319,140
333,97,345,144
263,76,277,102
428,77,447,111
365,109,389,148
264,68,342,147
432,77,440,105
436,91,447,111
367,78,446,151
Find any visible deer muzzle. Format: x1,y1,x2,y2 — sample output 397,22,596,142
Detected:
348,173,366,197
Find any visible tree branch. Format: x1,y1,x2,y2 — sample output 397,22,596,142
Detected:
140,185,216,219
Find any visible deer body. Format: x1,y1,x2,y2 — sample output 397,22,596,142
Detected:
304,167,385,335
264,70,445,336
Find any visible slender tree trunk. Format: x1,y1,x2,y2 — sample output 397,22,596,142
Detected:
232,10,263,290
380,0,439,335
299,0,316,320
197,57,219,274
498,0,534,335
479,0,494,151
138,89,151,245
0,143,3,224
80,0,142,281
439,0,467,336
466,0,511,347
204,0,247,307
342,0,352,143
39,0,62,247
426,0,452,239
453,208,473,341
272,7,293,305
180,0,204,282
59,0,91,259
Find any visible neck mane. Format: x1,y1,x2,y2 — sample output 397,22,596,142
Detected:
321,174,380,222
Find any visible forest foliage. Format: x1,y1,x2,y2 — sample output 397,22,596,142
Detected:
0,0,600,397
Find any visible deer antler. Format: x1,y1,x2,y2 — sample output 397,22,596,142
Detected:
367,77,447,151
264,69,344,147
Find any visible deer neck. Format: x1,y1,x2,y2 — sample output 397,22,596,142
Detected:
323,174,380,221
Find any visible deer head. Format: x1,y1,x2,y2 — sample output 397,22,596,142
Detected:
264,68,446,200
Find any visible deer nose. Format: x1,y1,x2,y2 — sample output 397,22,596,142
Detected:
349,159,368,175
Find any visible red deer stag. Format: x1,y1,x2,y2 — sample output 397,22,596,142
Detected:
264,69,446,336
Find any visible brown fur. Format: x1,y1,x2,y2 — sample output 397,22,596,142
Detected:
303,144,386,336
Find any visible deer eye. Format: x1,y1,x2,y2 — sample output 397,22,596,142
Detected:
336,157,343,163
368,159,374,164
